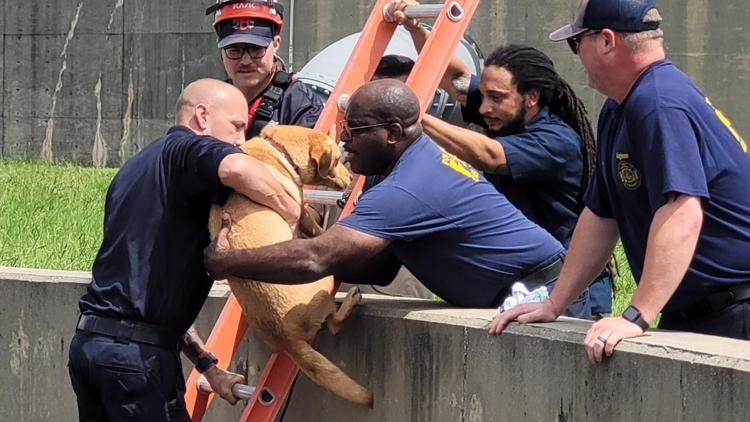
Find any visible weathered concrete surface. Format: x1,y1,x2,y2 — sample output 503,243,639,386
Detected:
339,265,435,299
1,267,749,422
284,297,750,422
0,267,255,421
2,1,750,165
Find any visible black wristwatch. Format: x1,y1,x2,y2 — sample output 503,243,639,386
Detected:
196,352,219,373
621,305,650,332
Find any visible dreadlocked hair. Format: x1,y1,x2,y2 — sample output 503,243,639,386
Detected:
485,45,597,194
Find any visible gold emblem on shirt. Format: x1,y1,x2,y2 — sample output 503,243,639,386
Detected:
440,151,479,182
617,153,641,190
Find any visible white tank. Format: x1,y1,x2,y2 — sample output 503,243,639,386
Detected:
296,26,483,125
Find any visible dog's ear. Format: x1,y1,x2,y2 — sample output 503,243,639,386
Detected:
309,132,337,178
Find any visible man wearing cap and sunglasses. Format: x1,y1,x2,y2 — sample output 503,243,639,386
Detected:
491,0,750,361
204,79,594,317
208,0,323,138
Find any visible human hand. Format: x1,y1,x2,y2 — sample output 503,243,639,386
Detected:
487,299,560,335
582,316,645,364
204,213,232,280
202,364,246,405
276,194,301,228
385,0,421,30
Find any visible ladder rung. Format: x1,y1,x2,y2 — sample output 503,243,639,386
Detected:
303,189,346,205
403,4,444,18
384,3,464,21
197,376,257,401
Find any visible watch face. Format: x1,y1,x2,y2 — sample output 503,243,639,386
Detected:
622,306,639,321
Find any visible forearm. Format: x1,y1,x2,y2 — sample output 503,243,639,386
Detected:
180,325,212,366
628,196,703,323
217,239,329,284
220,155,300,223
405,24,471,102
422,114,507,173
549,208,619,314
334,248,401,286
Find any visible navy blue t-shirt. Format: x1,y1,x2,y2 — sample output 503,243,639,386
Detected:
339,134,565,307
585,60,750,312
463,75,584,246
78,126,242,335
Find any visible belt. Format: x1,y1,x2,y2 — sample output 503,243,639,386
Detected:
517,255,565,288
666,281,750,322
492,256,565,308
76,314,180,350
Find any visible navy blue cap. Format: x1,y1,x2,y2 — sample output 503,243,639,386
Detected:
550,0,660,41
217,18,275,48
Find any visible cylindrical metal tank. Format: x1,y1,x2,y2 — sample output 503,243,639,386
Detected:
296,26,483,125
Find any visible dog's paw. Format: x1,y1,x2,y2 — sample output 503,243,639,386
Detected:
346,285,363,304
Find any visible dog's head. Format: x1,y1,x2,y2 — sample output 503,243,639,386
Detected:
259,125,352,189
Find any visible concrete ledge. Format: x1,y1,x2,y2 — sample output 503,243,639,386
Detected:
1,267,748,421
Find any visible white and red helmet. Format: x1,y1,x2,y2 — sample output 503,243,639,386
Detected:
207,0,284,34
207,0,285,48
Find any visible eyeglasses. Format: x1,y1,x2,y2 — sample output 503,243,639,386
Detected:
223,45,267,60
337,120,395,139
566,30,602,54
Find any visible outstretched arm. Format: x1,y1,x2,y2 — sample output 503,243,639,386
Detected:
387,0,472,104
488,208,619,334
582,195,702,364
422,114,508,174
218,153,301,225
180,325,245,405
334,247,402,286
204,214,392,283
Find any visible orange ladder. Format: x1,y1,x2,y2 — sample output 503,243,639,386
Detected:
186,1,480,420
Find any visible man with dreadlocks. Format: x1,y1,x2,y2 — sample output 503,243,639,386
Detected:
387,1,610,318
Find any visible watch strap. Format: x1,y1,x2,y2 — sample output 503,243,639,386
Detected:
196,352,219,373
622,305,650,332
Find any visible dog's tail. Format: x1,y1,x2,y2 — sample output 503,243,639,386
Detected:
285,339,373,407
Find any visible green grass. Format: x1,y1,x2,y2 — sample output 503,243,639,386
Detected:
0,160,639,310
612,244,636,316
0,160,116,271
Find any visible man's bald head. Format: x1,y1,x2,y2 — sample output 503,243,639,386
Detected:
175,78,249,145
348,79,421,130
175,78,246,124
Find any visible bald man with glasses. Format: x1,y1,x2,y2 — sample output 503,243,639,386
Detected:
204,79,593,317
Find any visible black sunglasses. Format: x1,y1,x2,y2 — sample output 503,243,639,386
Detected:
337,120,397,139
223,45,267,60
567,30,602,54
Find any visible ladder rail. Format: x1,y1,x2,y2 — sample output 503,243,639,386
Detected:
187,1,481,420
239,1,480,419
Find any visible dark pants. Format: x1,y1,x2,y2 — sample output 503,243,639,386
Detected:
68,332,190,422
588,271,613,316
660,299,750,340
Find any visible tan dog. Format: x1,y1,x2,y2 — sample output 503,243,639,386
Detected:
207,125,373,406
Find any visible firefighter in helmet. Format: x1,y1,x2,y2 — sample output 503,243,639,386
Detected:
208,0,324,138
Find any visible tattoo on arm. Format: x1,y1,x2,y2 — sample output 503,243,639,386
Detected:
180,324,209,365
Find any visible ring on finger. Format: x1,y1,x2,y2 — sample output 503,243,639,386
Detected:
596,335,608,344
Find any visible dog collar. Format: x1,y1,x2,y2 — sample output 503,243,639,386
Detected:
261,135,300,176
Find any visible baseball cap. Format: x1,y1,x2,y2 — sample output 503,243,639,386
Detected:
217,18,275,48
549,0,660,41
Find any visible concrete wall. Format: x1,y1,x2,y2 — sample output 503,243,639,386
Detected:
1,1,749,166
2,267,749,421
